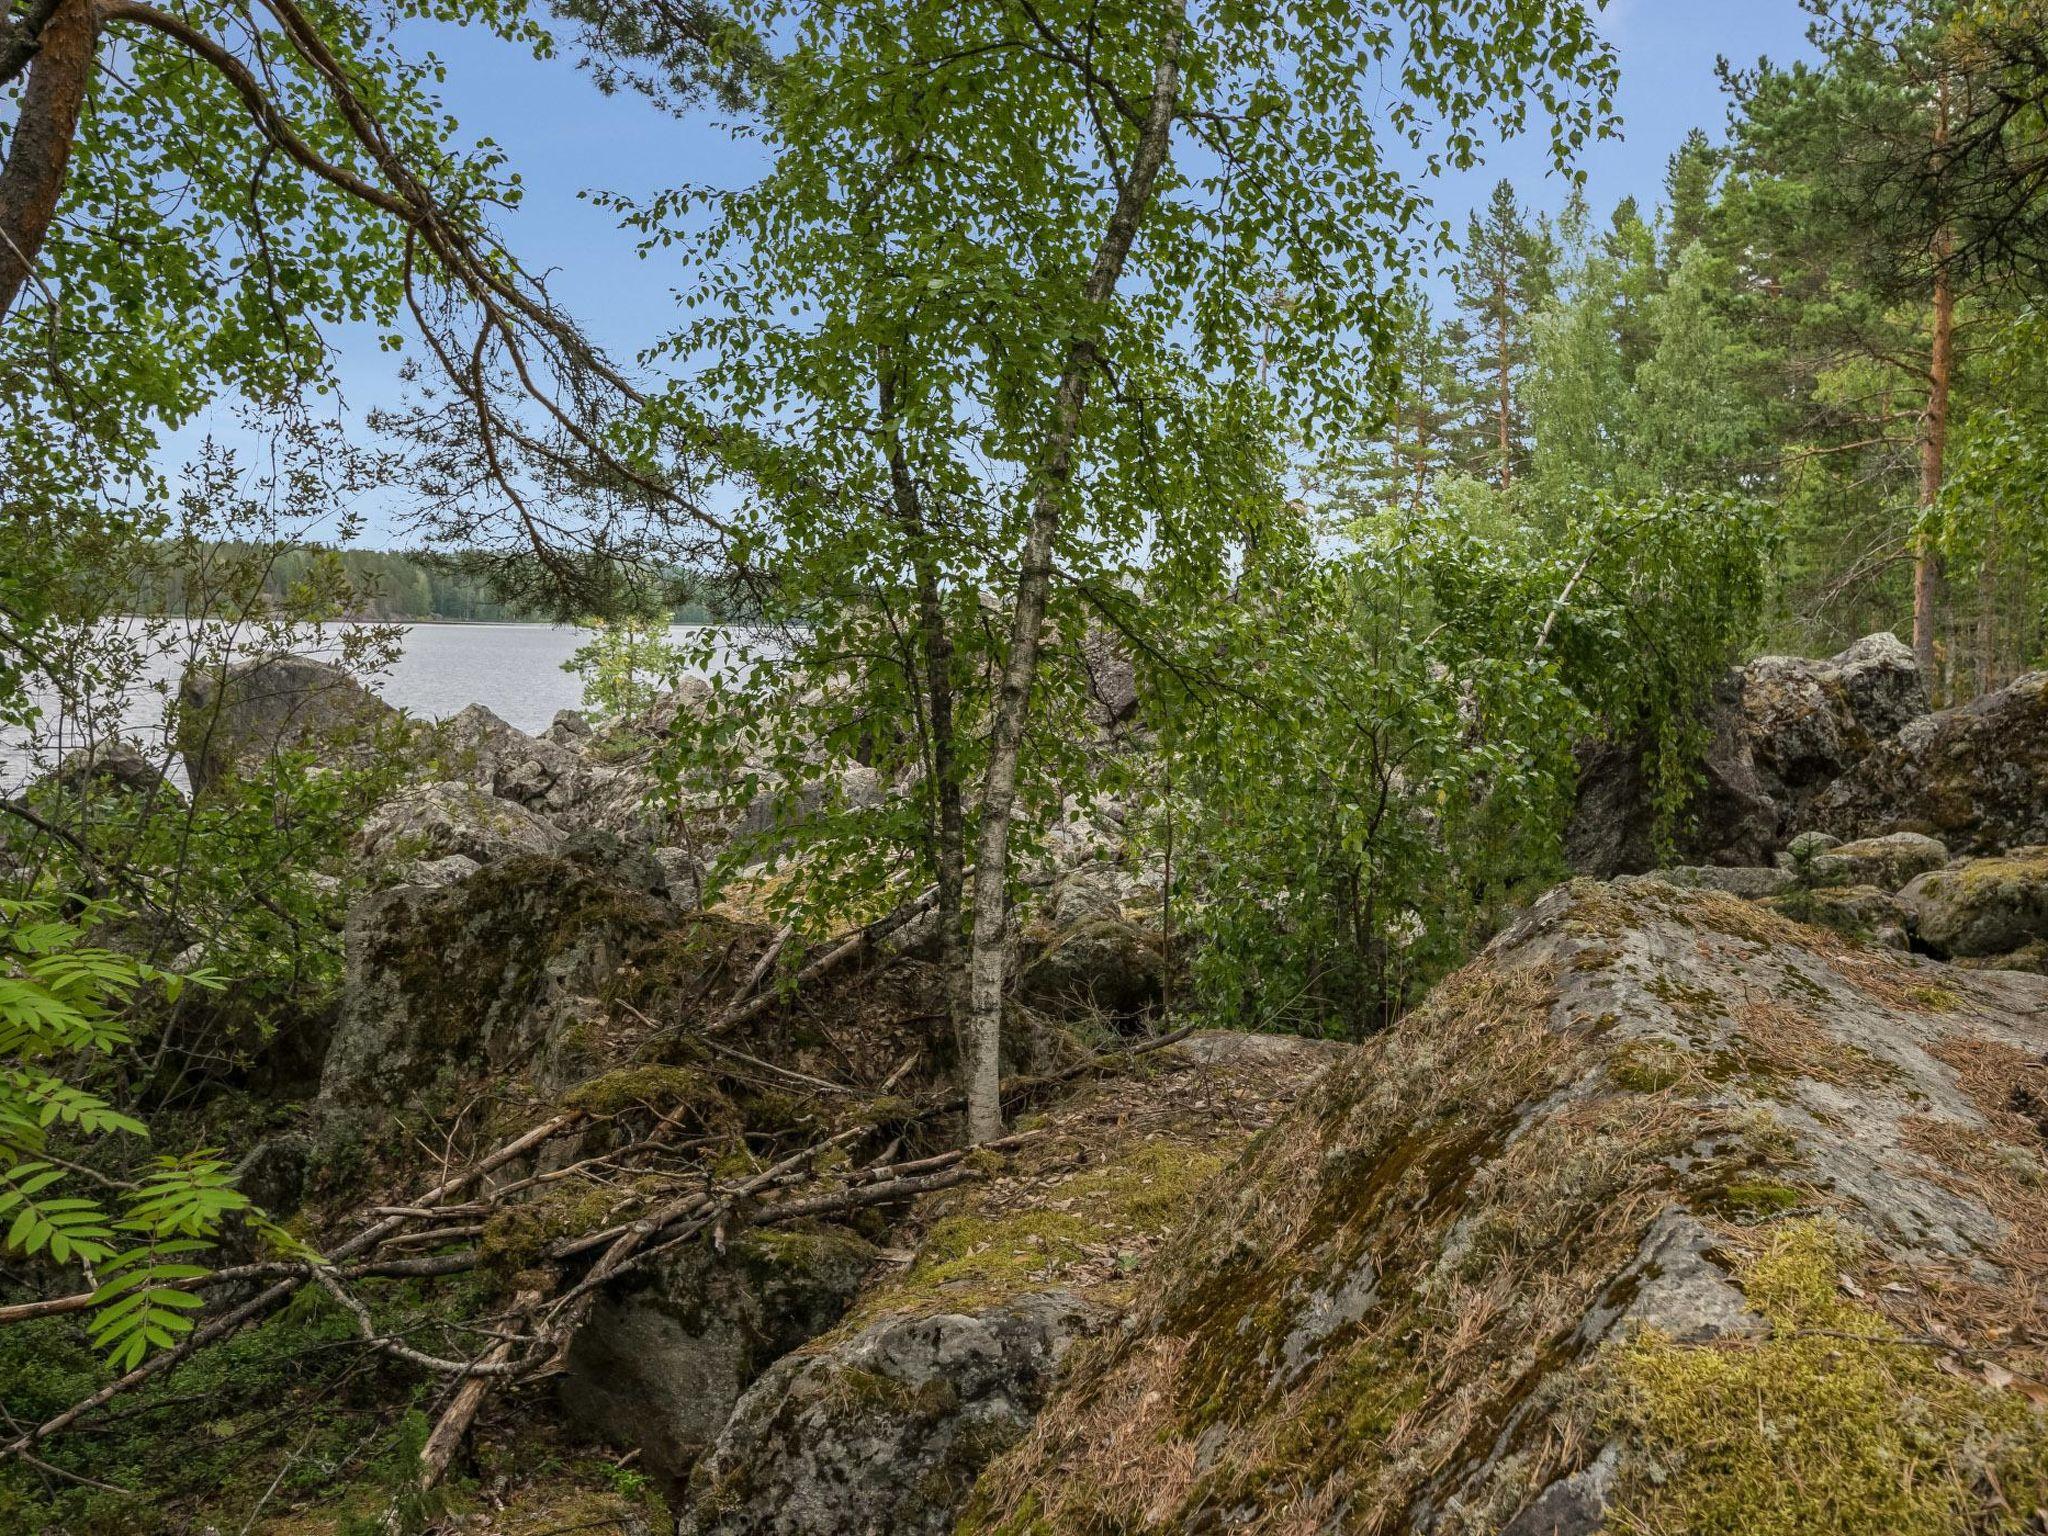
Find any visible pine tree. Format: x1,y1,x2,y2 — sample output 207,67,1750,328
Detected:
1341,300,1485,516
1664,127,1721,259
1603,195,1662,373
1451,180,1556,490
1721,0,2025,686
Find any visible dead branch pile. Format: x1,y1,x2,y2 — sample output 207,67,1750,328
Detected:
0,886,1192,1503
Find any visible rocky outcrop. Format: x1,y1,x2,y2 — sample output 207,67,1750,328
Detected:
1652,863,1793,899
1813,670,2048,854
1079,626,1141,727
1801,830,1950,891
318,854,673,1100
176,653,399,793
685,1290,1095,1536
562,1227,879,1494
355,779,564,874
1740,631,1927,803
439,703,609,818
1568,634,1930,877
959,879,2048,1535
680,1031,1340,1536
42,737,173,800
1899,848,2048,960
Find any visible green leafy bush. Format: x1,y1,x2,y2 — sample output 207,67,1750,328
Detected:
0,898,294,1368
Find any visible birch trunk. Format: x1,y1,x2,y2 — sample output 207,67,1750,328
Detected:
959,21,1185,1145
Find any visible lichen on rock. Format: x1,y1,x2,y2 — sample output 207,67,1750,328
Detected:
678,1032,1339,1536
958,878,2048,1536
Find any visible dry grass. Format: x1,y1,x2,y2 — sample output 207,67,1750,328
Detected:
1894,1100,2048,1379
1729,998,1898,1089
1826,946,1967,1014
960,956,1717,1535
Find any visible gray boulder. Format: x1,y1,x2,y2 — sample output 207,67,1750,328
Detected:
1803,831,1949,892
562,1228,878,1494
1899,849,2048,959
545,708,593,747
439,703,607,817
683,1291,1098,1536
1814,670,2048,853
630,677,714,741
42,737,173,800
319,854,669,1101
1568,634,1930,878
1741,632,1927,802
402,853,481,888
176,653,399,794
740,763,886,841
355,780,562,874
1079,626,1141,727
1046,859,1148,927
1566,671,1778,876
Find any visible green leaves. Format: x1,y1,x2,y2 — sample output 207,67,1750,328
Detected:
87,1247,214,1372
1159,482,1770,1037
0,1166,117,1266
614,0,1620,964
0,900,260,1368
82,1158,261,1370
562,614,689,720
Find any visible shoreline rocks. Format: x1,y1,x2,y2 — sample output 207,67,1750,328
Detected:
176,652,399,793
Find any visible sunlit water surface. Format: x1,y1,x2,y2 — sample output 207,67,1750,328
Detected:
3,622,747,791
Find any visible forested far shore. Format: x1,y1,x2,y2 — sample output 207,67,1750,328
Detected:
127,544,737,625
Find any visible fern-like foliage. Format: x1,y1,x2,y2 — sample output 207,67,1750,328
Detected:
0,896,280,1368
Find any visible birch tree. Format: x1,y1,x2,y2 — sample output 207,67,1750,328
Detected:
634,0,1618,1141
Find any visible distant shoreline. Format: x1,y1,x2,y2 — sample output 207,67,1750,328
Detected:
105,616,726,628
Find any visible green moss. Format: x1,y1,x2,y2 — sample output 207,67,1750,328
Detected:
478,1178,627,1276
561,1064,735,1124
1269,1342,1432,1472
1604,1220,2048,1535
1713,1179,1806,1218
1608,1039,1698,1094
1947,851,2048,895
1907,983,1963,1012
734,1224,877,1287
1768,887,1868,940
1686,1112,1814,1223
845,1093,919,1128
855,1140,1226,1324
1646,972,1729,1022
899,1208,1098,1303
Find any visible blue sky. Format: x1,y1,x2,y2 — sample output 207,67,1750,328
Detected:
406,2,1819,352
199,3,1823,541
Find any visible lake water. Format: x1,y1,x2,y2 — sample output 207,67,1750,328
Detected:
3,622,745,791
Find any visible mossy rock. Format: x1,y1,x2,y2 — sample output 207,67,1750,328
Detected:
1900,849,2048,959
959,878,2048,1535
